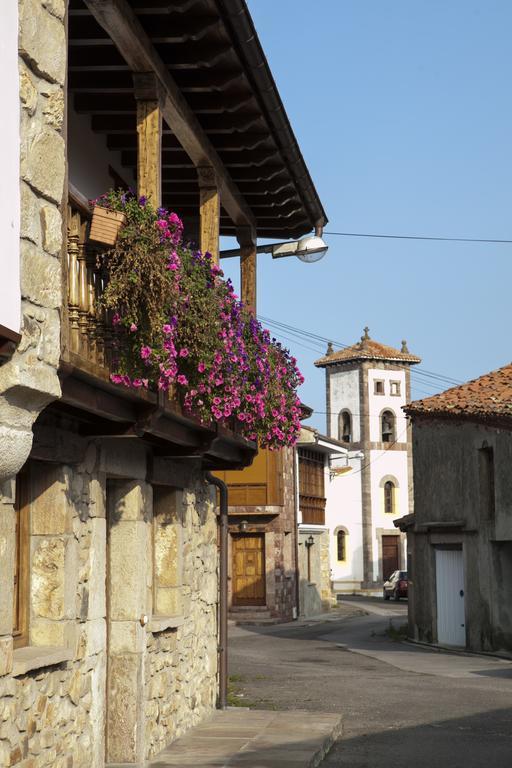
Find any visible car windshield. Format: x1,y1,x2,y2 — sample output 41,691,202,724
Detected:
398,572,408,579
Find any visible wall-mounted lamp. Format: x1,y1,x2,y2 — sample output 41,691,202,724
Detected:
305,535,315,548
220,234,328,264
239,519,249,533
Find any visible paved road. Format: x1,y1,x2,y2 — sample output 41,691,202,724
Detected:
229,598,512,767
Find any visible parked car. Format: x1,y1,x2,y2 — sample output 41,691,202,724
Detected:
383,570,408,601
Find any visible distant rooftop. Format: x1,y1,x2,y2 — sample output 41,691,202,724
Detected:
405,363,512,423
315,327,421,368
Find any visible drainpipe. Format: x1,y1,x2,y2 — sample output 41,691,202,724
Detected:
293,448,301,618
205,472,228,710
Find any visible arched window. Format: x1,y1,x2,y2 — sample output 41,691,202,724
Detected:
338,410,352,443
384,481,395,514
337,530,347,561
381,410,395,443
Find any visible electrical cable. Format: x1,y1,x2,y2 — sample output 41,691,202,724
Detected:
324,231,512,245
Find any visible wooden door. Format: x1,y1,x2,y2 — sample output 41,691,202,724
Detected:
382,535,399,581
232,534,266,606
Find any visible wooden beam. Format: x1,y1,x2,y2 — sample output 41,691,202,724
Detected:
198,166,220,264
83,0,256,231
133,73,162,205
237,226,257,313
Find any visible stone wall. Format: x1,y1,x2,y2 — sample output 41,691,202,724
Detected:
0,0,65,484
0,424,219,767
145,483,217,757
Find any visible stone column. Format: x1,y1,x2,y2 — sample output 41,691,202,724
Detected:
106,480,152,765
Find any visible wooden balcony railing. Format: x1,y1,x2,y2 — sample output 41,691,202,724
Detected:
66,192,113,376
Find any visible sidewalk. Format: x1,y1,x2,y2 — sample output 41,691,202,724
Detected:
142,708,342,768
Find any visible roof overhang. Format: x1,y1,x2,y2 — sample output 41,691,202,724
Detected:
70,0,327,239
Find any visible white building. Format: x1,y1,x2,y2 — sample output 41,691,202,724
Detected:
315,328,421,595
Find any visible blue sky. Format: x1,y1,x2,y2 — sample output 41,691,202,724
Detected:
222,0,512,431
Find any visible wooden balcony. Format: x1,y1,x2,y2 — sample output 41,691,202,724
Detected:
56,188,256,471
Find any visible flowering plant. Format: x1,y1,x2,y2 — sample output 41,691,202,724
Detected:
96,190,303,448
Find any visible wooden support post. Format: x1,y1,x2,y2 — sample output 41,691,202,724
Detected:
198,166,220,264
133,73,162,206
237,226,257,313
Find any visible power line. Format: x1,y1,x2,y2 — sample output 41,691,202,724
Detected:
324,231,512,245
259,314,462,389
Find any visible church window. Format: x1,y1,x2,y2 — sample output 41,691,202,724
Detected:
390,381,401,396
338,410,352,443
384,481,395,514
374,380,384,395
381,410,396,443
337,530,347,561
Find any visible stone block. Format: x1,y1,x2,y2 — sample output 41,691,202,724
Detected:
109,621,145,654
41,86,64,131
40,204,62,256
154,518,181,589
20,241,61,309
19,0,66,85
0,426,34,483
0,636,13,677
108,521,148,621
43,0,66,20
101,442,149,481
30,618,75,650
83,618,106,658
19,60,38,116
31,534,76,621
20,182,41,245
31,463,70,535
0,507,15,635
106,653,144,764
87,517,106,620
89,476,106,518
154,587,182,618
21,125,65,205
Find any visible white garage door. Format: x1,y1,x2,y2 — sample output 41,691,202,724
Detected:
435,548,465,647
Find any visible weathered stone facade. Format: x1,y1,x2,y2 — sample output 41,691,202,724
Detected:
0,0,65,485
0,422,219,767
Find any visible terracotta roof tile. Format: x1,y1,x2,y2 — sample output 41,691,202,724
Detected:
315,331,421,368
405,363,512,422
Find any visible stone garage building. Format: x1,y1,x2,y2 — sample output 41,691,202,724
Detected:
0,1,326,766
398,364,512,653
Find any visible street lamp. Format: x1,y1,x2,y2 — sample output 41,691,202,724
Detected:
304,534,315,583
220,234,328,263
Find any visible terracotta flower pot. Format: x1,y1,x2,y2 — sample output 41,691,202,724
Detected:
89,206,126,246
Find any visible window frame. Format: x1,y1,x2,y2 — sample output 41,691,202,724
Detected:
390,380,401,397
384,480,395,514
374,379,385,395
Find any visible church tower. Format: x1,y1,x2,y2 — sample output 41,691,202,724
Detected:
315,328,421,589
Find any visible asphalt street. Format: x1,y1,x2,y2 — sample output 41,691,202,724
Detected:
228,598,512,767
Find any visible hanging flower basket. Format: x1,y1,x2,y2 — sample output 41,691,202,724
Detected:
89,205,126,246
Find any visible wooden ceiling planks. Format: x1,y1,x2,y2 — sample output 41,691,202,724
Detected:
68,0,326,239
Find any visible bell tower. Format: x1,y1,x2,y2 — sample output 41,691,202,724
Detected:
316,329,421,590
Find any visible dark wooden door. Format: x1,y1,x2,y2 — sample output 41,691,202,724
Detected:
232,534,266,606
382,535,399,581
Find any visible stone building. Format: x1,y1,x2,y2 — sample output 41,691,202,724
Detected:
296,427,343,617
215,448,298,622
398,364,512,652
315,329,420,595
0,1,326,766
